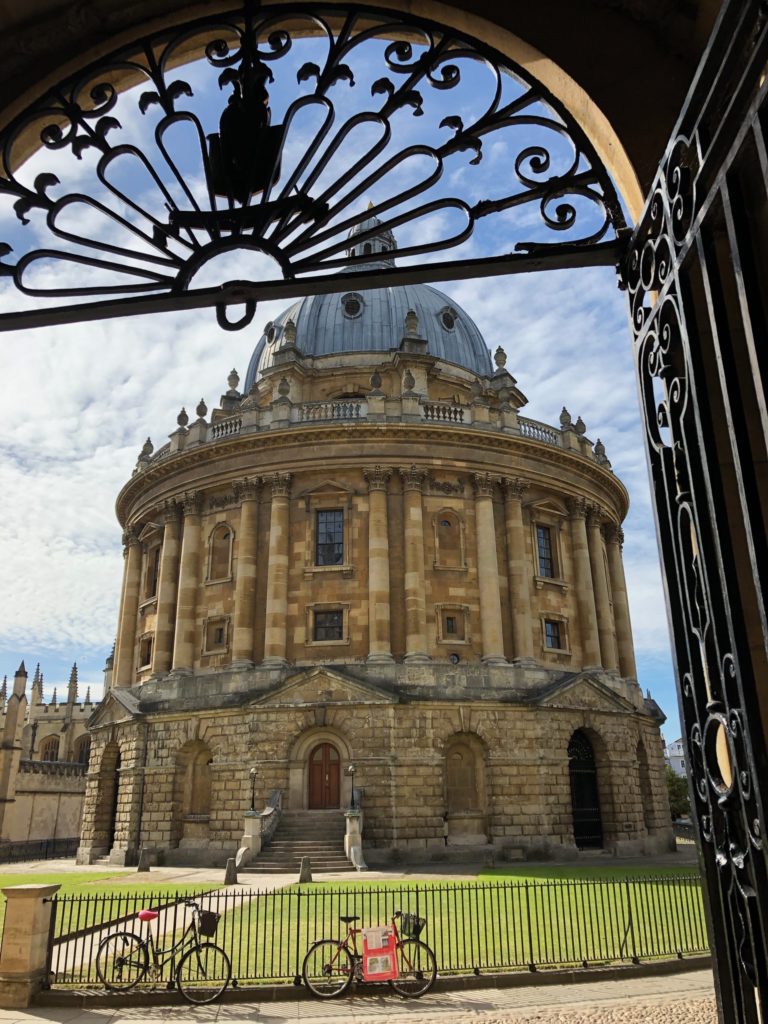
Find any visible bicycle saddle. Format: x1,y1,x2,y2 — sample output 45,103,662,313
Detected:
339,915,360,923
137,909,159,922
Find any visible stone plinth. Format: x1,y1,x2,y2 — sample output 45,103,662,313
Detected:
0,884,60,1007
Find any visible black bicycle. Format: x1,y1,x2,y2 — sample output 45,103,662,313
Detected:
95,897,231,1005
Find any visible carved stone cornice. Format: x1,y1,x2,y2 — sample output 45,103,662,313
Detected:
567,497,589,520
399,465,426,492
428,474,464,495
234,477,261,502
179,490,204,517
161,500,182,525
602,523,623,546
472,472,497,498
586,503,605,527
363,465,391,492
500,476,529,501
270,472,292,498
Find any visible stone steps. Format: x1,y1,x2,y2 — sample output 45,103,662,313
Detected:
243,810,349,874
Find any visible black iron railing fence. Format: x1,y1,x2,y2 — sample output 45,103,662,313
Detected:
0,837,79,864
44,875,708,989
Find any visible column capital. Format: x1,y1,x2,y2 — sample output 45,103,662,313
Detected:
235,477,261,502
363,465,392,492
122,526,141,554
270,472,292,498
399,465,426,492
179,490,204,516
472,472,497,498
567,496,588,520
602,522,624,547
501,476,529,501
586,503,605,527
161,500,182,525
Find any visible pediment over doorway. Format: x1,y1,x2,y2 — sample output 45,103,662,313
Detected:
252,667,397,708
87,688,142,729
534,674,637,714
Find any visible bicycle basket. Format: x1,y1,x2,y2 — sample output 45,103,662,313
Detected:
197,910,220,937
400,913,426,938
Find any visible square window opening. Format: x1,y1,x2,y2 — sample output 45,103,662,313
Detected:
314,609,344,642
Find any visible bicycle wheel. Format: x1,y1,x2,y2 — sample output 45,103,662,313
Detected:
176,941,231,1005
95,931,149,991
390,939,437,998
302,939,354,998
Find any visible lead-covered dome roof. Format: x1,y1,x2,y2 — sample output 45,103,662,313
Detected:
243,214,493,389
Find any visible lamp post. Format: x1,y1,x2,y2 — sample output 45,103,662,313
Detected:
249,766,257,812
345,764,356,809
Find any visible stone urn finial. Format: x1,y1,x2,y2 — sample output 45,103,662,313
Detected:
196,398,208,419
177,407,189,428
559,406,572,427
278,376,290,397
403,369,415,393
139,437,154,459
369,370,383,393
494,346,507,369
227,368,240,392
283,318,297,345
575,415,586,435
405,309,419,337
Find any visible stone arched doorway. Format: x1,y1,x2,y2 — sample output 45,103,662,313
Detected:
307,742,341,809
92,742,121,858
172,739,213,848
444,733,488,844
568,730,603,850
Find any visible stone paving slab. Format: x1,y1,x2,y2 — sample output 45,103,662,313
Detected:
0,969,716,1024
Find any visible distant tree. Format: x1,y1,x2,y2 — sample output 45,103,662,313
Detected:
666,765,691,820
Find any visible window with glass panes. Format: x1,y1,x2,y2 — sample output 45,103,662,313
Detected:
314,609,344,641
536,525,555,577
544,620,562,649
316,509,344,565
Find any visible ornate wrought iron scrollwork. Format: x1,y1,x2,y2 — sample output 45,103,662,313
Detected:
625,3,768,1015
0,2,627,330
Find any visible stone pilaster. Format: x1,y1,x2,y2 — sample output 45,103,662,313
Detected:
232,478,261,667
604,525,637,678
171,491,203,674
473,474,507,664
567,498,601,668
114,528,142,687
263,473,291,666
502,477,534,662
586,505,618,672
364,466,393,663
152,503,182,676
399,466,429,662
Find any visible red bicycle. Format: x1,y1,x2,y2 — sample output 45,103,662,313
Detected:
302,909,437,999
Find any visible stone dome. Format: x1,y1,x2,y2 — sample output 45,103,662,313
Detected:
244,214,493,389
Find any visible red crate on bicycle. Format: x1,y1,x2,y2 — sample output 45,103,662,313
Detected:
361,926,399,982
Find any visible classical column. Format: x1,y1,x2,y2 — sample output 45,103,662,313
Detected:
171,491,203,674
568,498,601,668
152,502,182,675
263,473,291,666
232,478,261,667
502,477,534,662
399,466,429,662
604,525,637,678
364,466,393,663
113,528,142,688
586,505,619,672
473,474,507,665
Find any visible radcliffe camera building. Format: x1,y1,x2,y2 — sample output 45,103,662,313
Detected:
78,217,672,868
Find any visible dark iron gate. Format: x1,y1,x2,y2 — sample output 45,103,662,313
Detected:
567,730,603,850
625,2,768,1020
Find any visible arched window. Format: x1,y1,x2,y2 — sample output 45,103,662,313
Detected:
172,741,213,846
208,523,233,581
568,730,603,849
75,735,91,767
434,510,464,568
444,734,485,813
40,736,59,761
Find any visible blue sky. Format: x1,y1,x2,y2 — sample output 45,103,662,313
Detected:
0,24,681,740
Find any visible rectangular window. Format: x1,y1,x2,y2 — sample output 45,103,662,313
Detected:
446,616,456,635
204,618,228,652
316,509,344,566
139,635,153,667
544,620,561,649
536,525,554,578
314,609,344,641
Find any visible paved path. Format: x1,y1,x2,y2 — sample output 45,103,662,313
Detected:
0,969,716,1024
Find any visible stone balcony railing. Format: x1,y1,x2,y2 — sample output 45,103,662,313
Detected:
18,760,86,777
142,395,611,470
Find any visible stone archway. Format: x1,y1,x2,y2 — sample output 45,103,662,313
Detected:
90,741,121,858
287,728,353,811
443,733,488,845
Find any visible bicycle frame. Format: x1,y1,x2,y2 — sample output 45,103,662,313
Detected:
141,910,202,975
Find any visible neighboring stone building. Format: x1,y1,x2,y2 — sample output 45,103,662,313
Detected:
665,739,687,779
0,661,94,846
78,218,672,867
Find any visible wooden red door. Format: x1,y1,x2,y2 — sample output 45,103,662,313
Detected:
308,743,340,809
